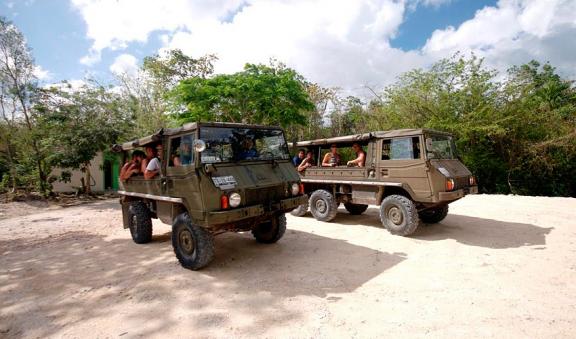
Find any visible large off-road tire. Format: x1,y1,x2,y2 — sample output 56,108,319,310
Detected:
379,195,419,236
344,203,369,215
309,189,339,222
128,201,153,244
172,213,215,270
290,201,309,217
419,205,449,224
252,213,287,243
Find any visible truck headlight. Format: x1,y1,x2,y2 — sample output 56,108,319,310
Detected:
291,183,300,196
229,192,241,208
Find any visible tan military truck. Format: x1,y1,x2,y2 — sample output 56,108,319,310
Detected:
113,122,307,270
290,129,478,236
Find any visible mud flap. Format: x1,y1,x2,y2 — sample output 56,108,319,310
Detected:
121,200,131,229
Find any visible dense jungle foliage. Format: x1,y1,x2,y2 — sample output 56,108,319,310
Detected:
1,17,574,196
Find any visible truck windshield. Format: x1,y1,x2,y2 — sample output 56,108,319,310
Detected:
199,127,290,163
426,135,457,160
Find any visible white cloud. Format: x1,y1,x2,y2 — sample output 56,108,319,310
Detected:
109,53,139,75
71,0,245,65
423,0,576,77
161,0,421,91
72,0,576,94
33,65,51,80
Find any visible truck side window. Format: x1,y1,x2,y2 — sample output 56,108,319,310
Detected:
382,137,420,160
169,135,195,167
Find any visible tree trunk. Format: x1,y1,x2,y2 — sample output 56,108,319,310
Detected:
17,95,49,195
5,140,17,193
84,162,92,195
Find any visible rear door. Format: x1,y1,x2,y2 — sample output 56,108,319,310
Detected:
165,133,203,213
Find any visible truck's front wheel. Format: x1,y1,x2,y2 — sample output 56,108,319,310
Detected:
309,189,338,222
252,213,287,243
128,201,153,244
172,213,215,270
419,205,449,224
379,195,419,236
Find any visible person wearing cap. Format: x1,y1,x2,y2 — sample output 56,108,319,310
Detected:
322,144,341,167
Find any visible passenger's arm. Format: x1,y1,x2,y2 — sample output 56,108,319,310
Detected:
321,153,332,167
144,169,158,179
140,159,149,174
347,152,366,167
297,159,310,172
144,159,159,179
119,162,131,181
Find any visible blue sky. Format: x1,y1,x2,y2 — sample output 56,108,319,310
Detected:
3,0,575,92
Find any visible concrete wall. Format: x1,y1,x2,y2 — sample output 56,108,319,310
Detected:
51,152,105,193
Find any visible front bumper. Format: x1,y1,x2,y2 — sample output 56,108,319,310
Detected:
438,186,478,201
206,195,308,225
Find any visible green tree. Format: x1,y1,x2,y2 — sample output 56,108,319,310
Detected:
114,49,217,137
0,16,50,194
36,82,132,194
170,61,314,128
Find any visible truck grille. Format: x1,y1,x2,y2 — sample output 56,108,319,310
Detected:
454,176,470,190
245,186,285,207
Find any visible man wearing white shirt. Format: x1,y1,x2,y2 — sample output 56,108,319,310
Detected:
144,144,163,179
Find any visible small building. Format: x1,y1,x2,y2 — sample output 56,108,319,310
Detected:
50,152,121,193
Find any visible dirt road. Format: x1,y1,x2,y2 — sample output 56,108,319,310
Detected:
1,195,575,338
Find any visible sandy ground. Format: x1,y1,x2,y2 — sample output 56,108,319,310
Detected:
1,194,575,338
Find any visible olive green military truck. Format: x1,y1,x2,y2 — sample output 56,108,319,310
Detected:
113,122,307,270
290,129,478,236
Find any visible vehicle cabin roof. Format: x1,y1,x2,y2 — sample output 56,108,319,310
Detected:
288,128,451,147
113,122,285,152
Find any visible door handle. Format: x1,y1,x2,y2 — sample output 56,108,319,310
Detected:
381,169,389,176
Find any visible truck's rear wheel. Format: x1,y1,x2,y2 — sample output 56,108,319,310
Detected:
290,202,309,217
128,201,153,244
172,213,215,270
252,213,287,243
379,195,419,236
309,189,338,222
419,205,449,224
344,203,368,215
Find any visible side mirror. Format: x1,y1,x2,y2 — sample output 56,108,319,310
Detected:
194,139,206,152
425,138,433,150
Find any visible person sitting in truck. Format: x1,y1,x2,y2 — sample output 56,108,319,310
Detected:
293,149,305,166
239,138,258,160
144,144,163,179
120,150,145,181
347,142,366,167
322,144,341,167
297,150,315,172
141,145,156,174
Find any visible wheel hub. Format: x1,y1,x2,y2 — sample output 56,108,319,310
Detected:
179,229,195,254
315,199,327,214
388,206,403,225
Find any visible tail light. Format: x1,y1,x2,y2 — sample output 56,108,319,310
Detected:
469,176,477,186
446,178,455,191
299,183,305,194
220,195,229,209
